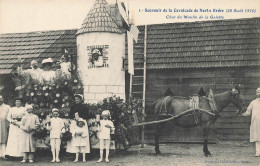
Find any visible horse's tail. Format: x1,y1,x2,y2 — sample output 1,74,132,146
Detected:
151,96,170,115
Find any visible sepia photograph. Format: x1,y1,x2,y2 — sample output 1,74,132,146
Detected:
0,0,260,165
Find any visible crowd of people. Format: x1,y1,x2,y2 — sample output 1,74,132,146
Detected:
17,55,73,87
0,94,115,163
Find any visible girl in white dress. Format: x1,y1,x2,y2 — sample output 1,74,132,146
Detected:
97,110,115,163
5,98,27,157
19,105,40,163
70,118,89,162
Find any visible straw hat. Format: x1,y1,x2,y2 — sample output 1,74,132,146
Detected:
42,58,53,64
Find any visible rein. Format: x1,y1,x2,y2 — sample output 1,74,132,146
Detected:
132,108,215,126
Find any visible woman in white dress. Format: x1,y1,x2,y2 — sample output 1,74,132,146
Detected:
0,95,10,158
40,58,56,85
5,98,27,157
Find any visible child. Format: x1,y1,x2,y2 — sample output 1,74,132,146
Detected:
70,118,89,162
97,110,115,163
19,105,40,163
243,87,260,157
46,108,65,162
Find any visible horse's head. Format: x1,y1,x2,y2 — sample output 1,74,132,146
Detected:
230,85,245,114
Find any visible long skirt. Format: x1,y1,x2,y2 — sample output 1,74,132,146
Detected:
0,118,9,157
0,119,9,144
21,131,36,153
5,124,23,157
0,144,6,157
250,118,260,142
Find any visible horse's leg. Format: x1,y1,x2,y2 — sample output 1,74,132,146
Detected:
155,124,160,155
203,125,212,157
154,120,168,155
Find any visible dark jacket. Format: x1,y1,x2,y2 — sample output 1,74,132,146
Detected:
69,103,89,120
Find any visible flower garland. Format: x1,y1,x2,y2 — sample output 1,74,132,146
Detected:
13,65,143,150
87,96,143,150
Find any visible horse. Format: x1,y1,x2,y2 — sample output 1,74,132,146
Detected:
152,85,244,157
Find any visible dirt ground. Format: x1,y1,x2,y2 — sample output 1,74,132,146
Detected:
1,142,260,166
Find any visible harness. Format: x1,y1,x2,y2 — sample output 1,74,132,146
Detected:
184,90,218,125
133,90,218,127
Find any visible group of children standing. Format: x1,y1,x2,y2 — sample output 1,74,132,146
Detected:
15,105,114,163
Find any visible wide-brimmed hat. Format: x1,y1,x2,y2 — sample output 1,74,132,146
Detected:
42,58,53,64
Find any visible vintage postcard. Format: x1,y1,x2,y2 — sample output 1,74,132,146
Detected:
0,0,260,165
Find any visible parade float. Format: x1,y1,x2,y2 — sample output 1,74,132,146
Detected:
13,51,143,151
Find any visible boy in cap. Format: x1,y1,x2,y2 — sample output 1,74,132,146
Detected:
97,110,115,163
243,87,260,157
46,108,65,162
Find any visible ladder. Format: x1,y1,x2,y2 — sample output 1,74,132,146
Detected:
129,25,147,148
131,69,144,101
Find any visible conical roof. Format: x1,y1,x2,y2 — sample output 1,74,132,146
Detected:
77,0,123,35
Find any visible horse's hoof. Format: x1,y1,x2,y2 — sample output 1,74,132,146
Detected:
156,151,162,156
204,152,211,157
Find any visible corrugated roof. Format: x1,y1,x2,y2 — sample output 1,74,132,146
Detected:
77,0,122,35
0,29,77,73
125,17,260,69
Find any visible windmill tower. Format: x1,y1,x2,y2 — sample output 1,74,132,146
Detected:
77,0,126,103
